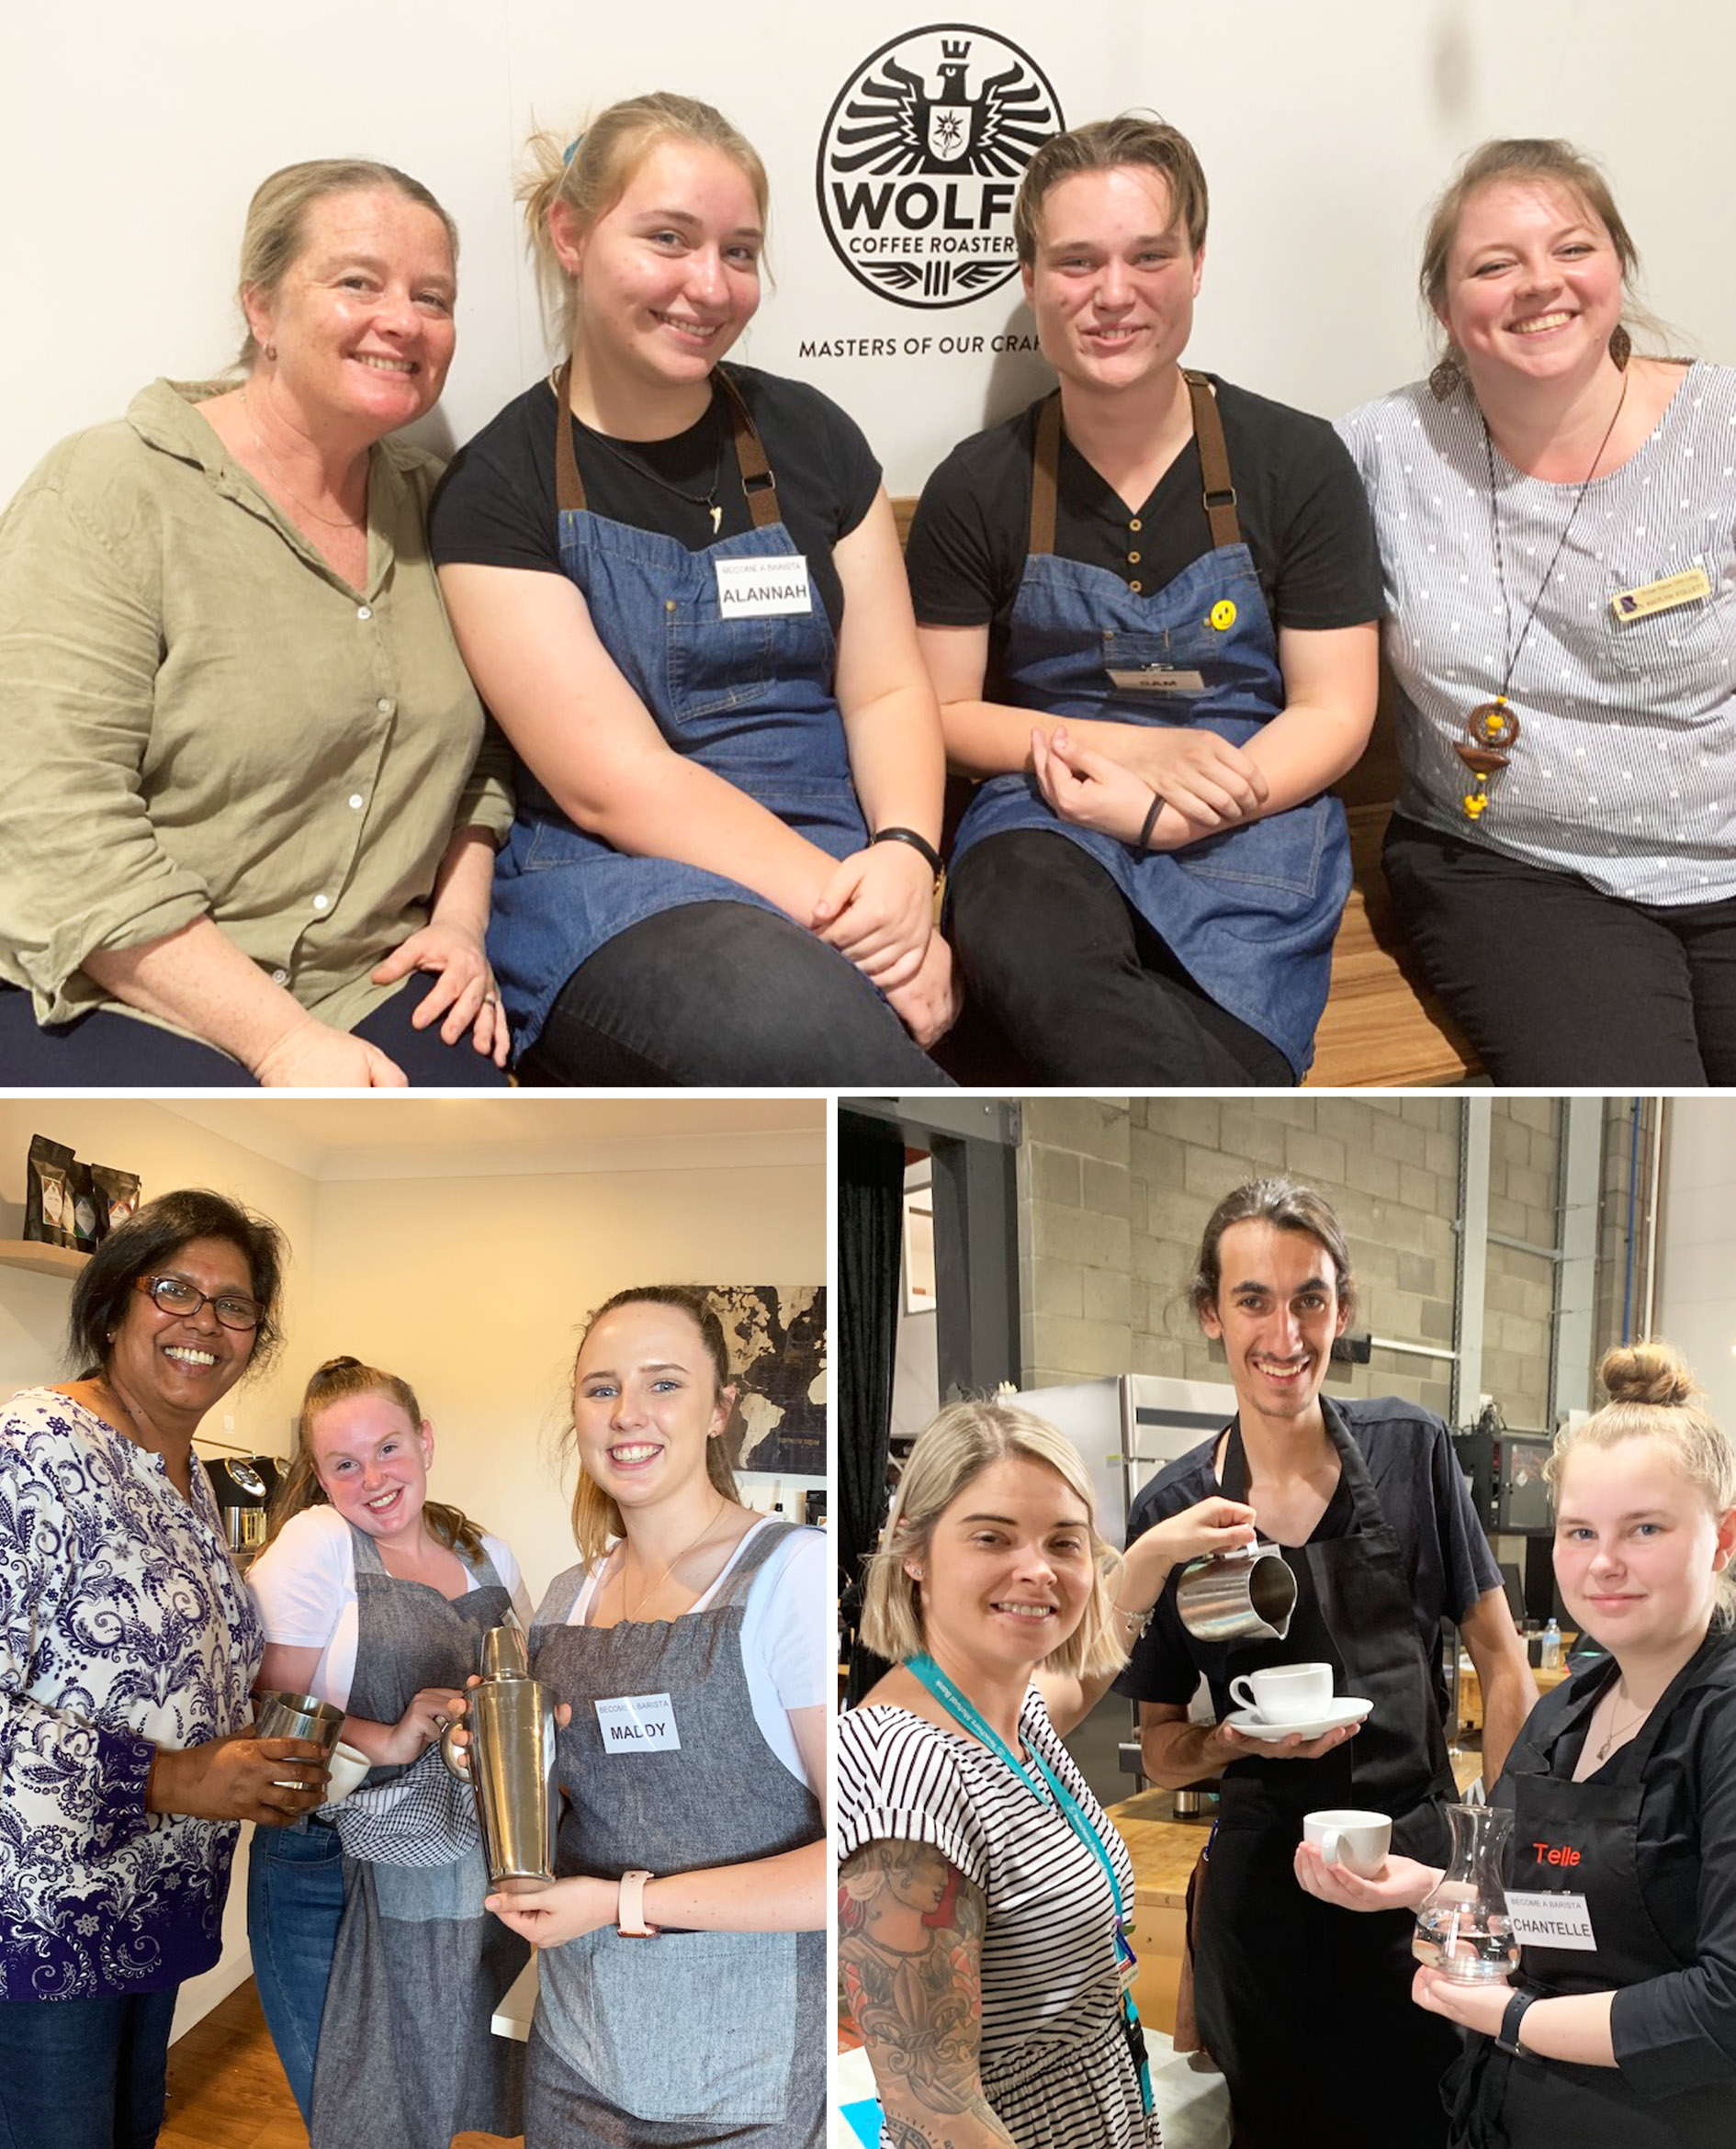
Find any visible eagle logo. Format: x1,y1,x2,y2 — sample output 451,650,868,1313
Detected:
817,27,1064,309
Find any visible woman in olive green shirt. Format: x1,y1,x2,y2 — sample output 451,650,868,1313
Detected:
0,158,512,1087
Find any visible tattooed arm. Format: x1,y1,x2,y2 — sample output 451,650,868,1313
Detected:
839,1840,1019,2149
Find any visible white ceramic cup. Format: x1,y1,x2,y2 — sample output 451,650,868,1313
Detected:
321,1741,370,1806
1303,1807,1392,1878
1229,1661,1335,1722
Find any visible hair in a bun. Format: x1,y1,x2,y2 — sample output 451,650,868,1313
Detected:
1547,1338,1736,1622
1596,1341,1699,1411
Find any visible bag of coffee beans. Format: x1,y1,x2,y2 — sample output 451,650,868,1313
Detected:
25,1135,76,1248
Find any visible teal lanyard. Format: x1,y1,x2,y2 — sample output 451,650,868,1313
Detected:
907,1653,1153,2115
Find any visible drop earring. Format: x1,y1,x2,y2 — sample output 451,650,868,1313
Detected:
1608,324,1632,371
1428,348,1464,401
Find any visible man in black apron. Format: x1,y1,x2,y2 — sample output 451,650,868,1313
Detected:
1120,1175,1536,2145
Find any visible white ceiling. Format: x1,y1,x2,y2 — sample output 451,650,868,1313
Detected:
160,1097,826,1182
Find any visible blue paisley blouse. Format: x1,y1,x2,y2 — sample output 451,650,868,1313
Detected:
0,1387,263,2000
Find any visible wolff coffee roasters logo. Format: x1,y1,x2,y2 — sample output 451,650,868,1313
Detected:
817,25,1063,309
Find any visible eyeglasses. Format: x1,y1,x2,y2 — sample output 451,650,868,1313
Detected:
133,1274,265,1332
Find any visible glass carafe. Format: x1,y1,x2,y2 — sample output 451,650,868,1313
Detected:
1412,1803,1519,1983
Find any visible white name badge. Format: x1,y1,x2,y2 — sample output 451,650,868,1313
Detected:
715,555,813,619
1506,1888,1597,1950
1107,665,1208,693
594,1693,681,1753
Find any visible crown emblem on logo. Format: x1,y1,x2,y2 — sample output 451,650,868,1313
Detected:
941,38,970,60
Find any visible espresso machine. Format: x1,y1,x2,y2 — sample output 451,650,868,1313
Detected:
202,1454,280,1569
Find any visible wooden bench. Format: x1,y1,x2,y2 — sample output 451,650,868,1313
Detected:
892,499,1480,1087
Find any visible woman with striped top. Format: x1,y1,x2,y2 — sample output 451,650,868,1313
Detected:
837,1400,1252,2149
1339,137,1736,1084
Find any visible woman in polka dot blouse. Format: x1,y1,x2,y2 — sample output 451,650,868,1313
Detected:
1340,137,1736,1084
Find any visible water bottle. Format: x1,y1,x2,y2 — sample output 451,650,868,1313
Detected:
1540,1618,1561,1670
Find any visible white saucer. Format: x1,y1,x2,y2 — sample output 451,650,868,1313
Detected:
1223,1696,1372,1742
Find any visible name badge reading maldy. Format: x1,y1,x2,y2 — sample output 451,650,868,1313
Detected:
1107,665,1208,693
1610,564,1713,624
716,555,813,619
1505,1888,1597,1950
594,1693,682,1753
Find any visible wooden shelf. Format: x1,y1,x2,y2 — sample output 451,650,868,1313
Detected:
0,1238,88,1279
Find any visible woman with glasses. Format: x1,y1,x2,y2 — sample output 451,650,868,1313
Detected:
0,1190,333,2149
243,1355,532,2149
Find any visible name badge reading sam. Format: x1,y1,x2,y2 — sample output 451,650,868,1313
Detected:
594,1693,681,1753
1506,1888,1597,1950
1610,563,1713,624
715,555,813,619
1107,665,1208,693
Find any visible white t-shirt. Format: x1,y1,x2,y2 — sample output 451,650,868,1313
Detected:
556,1518,829,1784
246,1502,530,1711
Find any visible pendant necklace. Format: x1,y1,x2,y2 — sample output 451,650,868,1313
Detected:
238,388,366,532
1594,1679,1647,1761
1457,370,1629,823
618,1491,728,1621
570,391,728,535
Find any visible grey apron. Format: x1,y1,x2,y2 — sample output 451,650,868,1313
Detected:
526,1518,823,2147
308,1526,529,2149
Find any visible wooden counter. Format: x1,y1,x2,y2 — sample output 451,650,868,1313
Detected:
1456,1659,1572,1732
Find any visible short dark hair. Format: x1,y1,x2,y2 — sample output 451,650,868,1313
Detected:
1187,1176,1358,1325
67,1189,288,1378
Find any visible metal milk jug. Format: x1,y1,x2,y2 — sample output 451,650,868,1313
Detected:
441,1615,558,1895
1173,1539,1297,1643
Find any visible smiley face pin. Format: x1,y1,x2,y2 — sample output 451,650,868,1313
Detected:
1209,600,1236,632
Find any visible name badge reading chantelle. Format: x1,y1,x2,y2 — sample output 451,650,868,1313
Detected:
716,555,813,620
1505,1888,1597,1950
594,1693,682,1753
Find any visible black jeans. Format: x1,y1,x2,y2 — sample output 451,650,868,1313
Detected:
0,978,513,1087
944,829,1294,1086
519,901,951,1086
1383,813,1736,1085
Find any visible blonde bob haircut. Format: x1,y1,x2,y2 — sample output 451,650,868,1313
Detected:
1548,1340,1736,1621
859,1399,1126,1681
519,92,770,353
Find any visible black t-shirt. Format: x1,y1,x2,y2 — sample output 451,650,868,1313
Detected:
429,364,883,634
906,375,1381,678
1115,1397,1503,1726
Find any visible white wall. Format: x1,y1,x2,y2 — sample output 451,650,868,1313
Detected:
4,1,1731,501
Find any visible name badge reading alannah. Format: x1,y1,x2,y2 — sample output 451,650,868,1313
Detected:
594,1693,682,1753
1610,563,1713,624
715,555,813,619
1107,665,1208,693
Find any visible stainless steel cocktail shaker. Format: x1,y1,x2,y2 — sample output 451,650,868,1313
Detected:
441,1615,558,1894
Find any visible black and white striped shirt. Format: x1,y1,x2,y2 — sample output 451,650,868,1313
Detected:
1340,364,1736,905
838,1687,1157,2149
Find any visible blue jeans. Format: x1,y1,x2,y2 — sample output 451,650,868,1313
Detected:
246,1819,346,2121
0,1986,178,2149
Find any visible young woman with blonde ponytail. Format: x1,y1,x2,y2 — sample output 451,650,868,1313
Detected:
458,1285,828,2145
429,92,954,1086
243,1356,531,2148
1298,1341,1736,2145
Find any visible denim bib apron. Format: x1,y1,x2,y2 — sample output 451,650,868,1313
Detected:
1449,1631,1736,2149
526,1518,823,2144
487,367,869,1053
950,377,1350,1076
308,1528,528,2149
1187,1404,1460,2145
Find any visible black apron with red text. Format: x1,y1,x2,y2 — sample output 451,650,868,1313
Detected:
1191,1400,1461,2147
1449,1630,1736,2148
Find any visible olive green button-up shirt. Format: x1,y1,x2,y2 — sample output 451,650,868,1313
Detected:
0,379,512,1033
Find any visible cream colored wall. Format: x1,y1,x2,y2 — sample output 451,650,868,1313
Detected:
300,1159,827,1604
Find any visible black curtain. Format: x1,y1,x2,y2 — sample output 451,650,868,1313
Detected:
837,1110,906,1705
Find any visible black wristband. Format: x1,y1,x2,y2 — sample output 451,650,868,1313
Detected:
871,826,944,882
1137,789,1165,853
1495,1986,1539,2059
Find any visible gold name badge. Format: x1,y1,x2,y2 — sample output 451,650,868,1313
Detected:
1107,666,1208,692
1610,564,1713,624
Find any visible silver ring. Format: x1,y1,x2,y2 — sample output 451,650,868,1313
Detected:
432,1714,450,1732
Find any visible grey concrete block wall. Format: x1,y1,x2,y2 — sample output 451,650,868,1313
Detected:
1013,1096,1618,1433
